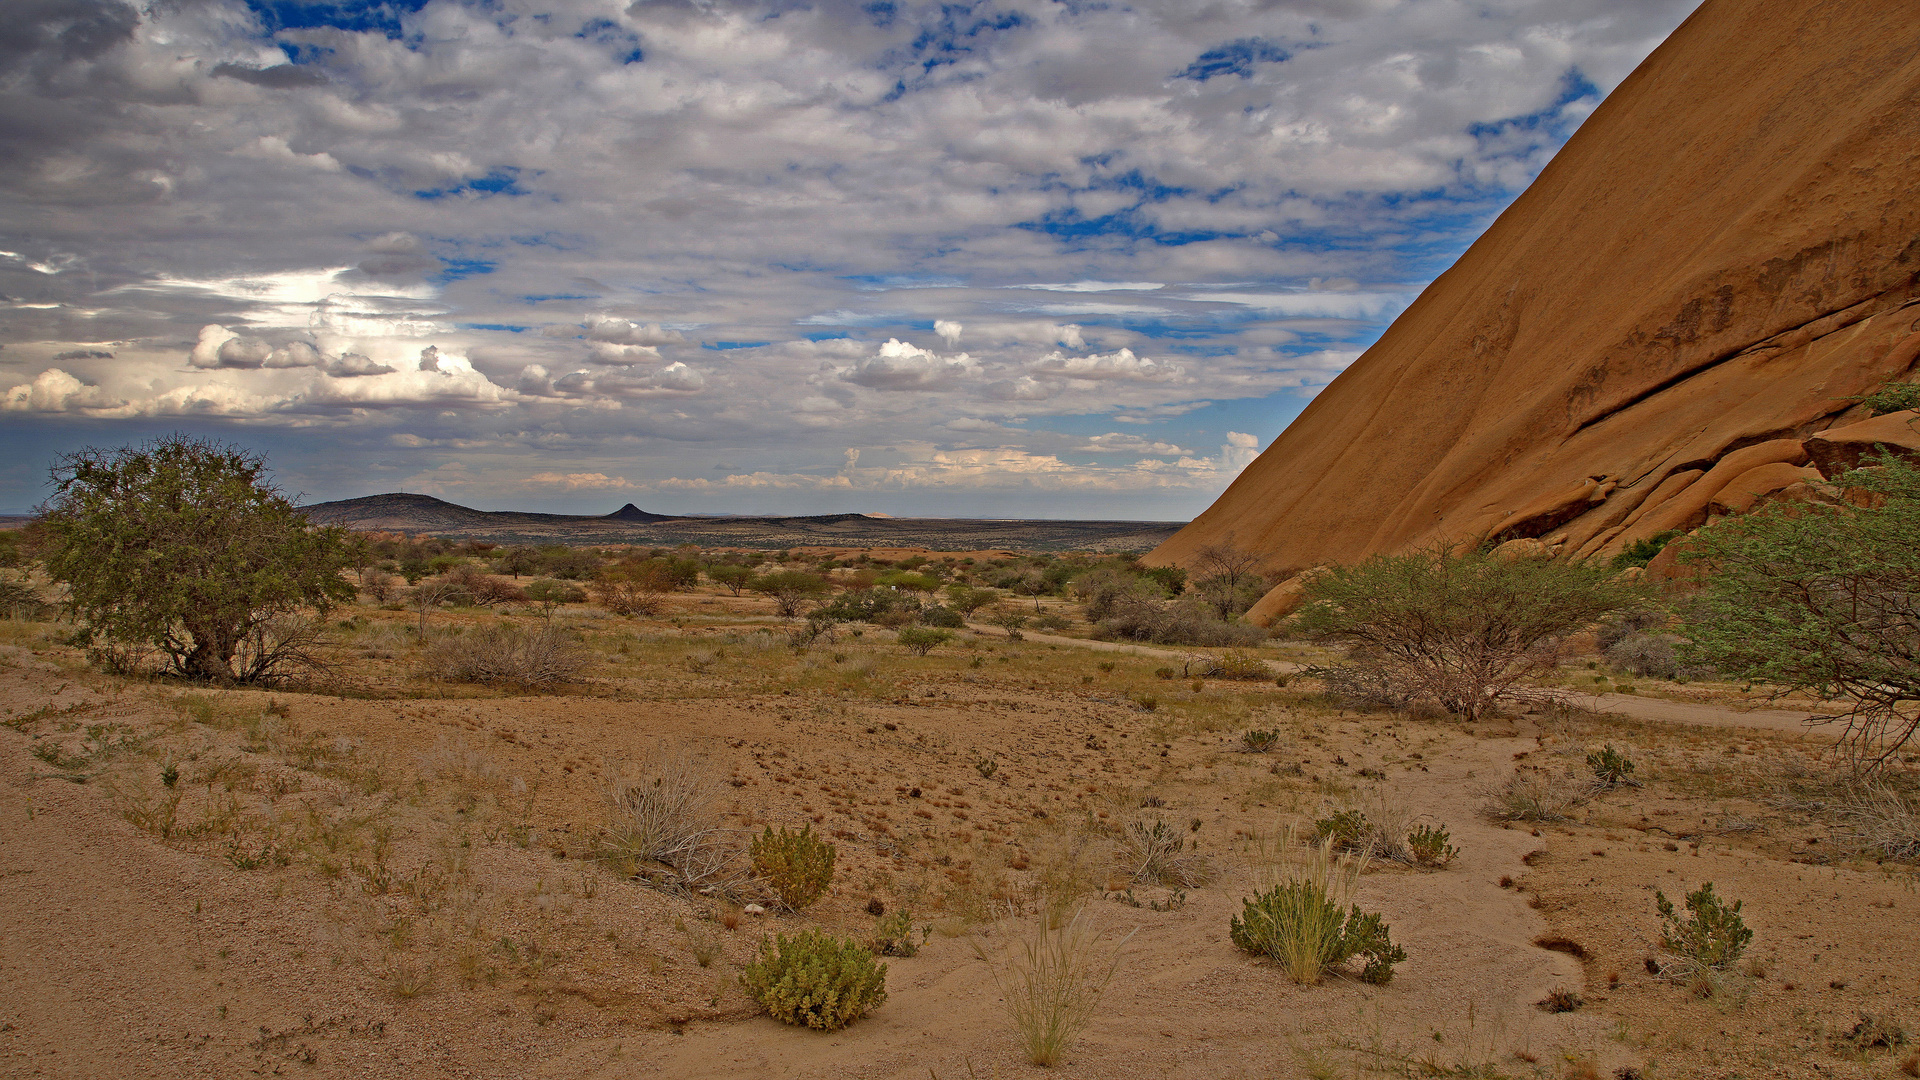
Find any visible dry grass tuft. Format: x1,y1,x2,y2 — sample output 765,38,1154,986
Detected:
1835,783,1920,860
1116,812,1211,888
598,746,743,891
420,622,585,687
1482,770,1587,822
992,904,1129,1067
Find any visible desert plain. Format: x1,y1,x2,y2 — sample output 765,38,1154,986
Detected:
0,559,1913,1080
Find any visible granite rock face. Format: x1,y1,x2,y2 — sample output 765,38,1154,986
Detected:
1149,0,1920,621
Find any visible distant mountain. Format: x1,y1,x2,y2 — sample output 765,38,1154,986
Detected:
303,492,681,532
298,491,1183,553
604,503,676,523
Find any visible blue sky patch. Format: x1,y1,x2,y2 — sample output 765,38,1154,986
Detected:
245,0,428,38
1178,37,1293,81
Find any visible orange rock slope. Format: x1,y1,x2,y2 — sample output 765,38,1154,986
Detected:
1148,0,1920,616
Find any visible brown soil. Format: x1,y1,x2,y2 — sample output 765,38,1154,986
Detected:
0,595,1913,1079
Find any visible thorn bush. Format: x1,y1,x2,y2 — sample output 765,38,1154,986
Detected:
740,929,887,1031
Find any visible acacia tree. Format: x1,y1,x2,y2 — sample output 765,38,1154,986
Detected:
1295,543,1642,720
1679,454,1920,768
750,570,829,618
39,436,355,682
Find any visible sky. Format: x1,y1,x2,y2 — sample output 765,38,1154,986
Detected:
0,0,1701,520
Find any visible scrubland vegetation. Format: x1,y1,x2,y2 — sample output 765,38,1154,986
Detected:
0,440,1917,1077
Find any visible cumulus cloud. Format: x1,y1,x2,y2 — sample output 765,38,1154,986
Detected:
579,317,688,347
1078,433,1191,455
1031,348,1186,383
839,339,979,391
3,369,123,413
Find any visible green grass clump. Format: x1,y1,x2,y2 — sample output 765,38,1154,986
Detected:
750,824,836,910
740,929,887,1031
1230,838,1406,985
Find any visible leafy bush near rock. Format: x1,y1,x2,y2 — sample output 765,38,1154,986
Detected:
1678,454,1920,766
1294,543,1642,721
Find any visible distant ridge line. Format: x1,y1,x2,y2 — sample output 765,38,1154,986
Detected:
299,492,1185,554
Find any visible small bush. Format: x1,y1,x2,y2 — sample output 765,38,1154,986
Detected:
1607,633,1679,678
1209,650,1272,680
1595,609,1667,651
1655,882,1752,970
869,910,920,957
1483,771,1586,822
1033,611,1072,632
1230,841,1405,985
740,929,887,1031
1304,662,1414,713
1538,988,1583,1013
896,626,954,656
420,623,584,687
751,824,836,910
1613,530,1681,570
1587,744,1639,787
1408,824,1457,868
918,604,966,629
1238,728,1281,753
993,906,1126,1066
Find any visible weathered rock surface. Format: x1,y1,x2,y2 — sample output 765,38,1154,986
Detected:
1709,463,1824,515
1243,566,1327,627
1804,410,1920,477
1148,0,1920,600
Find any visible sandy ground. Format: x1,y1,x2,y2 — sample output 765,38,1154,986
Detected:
0,601,1912,1080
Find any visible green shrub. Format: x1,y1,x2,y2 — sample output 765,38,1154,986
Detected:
869,910,920,957
1408,824,1457,868
917,604,966,629
1612,530,1681,570
740,929,887,1030
1586,744,1638,787
1297,542,1643,721
750,824,836,910
1230,881,1406,985
1210,650,1272,680
896,625,954,655
1859,379,1920,417
1655,882,1752,970
1312,810,1372,854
